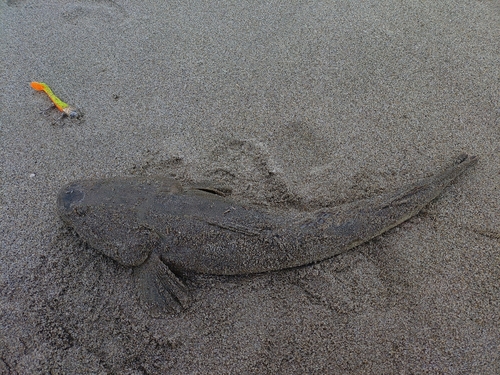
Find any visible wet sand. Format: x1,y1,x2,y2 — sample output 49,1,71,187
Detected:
1,0,499,373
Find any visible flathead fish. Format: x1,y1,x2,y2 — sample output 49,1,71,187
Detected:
58,154,477,313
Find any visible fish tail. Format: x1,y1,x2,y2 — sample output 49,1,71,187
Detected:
388,153,477,209
349,153,478,241
293,153,478,267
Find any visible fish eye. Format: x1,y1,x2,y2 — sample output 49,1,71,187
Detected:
61,187,85,210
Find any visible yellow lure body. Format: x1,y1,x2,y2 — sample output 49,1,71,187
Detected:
31,81,79,118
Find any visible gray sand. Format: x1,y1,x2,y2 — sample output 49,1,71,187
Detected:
1,0,499,373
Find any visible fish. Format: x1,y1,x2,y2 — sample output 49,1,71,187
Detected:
57,153,477,313
30,81,80,119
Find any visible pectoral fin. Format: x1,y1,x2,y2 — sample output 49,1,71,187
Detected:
134,253,191,315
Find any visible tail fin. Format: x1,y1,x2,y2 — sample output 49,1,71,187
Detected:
289,153,478,268
387,153,477,209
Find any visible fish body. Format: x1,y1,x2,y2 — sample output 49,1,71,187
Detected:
58,154,477,313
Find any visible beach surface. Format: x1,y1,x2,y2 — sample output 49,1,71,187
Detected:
1,0,499,373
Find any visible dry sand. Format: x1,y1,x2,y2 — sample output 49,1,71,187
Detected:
1,0,499,373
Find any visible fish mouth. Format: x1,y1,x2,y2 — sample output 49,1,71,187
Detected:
57,182,86,222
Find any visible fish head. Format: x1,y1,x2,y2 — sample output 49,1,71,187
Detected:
57,177,177,267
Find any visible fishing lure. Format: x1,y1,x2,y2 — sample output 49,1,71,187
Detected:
30,81,79,119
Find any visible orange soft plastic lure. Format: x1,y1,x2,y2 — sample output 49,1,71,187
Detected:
30,81,79,119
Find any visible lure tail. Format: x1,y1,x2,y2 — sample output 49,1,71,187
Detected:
30,81,48,92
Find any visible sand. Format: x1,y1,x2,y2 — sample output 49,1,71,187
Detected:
1,0,499,373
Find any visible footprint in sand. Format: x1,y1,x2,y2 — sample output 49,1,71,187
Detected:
60,0,127,25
